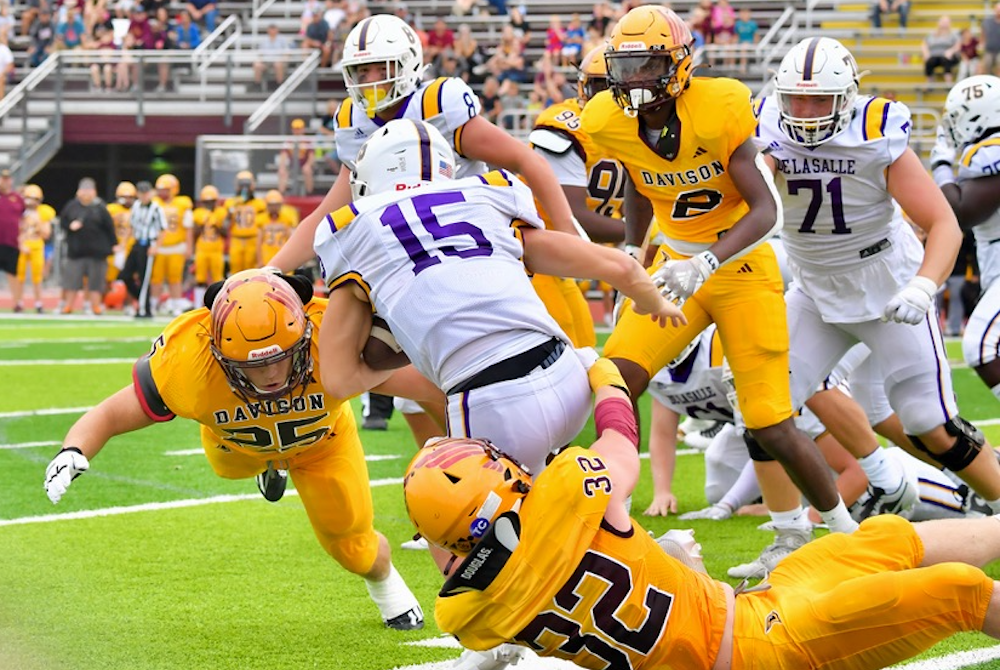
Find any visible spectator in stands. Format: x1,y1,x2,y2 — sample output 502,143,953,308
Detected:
532,55,570,107
114,0,136,20
451,0,482,18
544,15,565,66
302,10,332,67
0,35,12,97
184,0,216,33
498,77,525,131
562,13,585,67
582,23,603,56
300,0,322,35
149,6,173,92
0,170,23,295
957,27,980,80
278,118,315,196
452,23,481,80
56,1,86,50
922,15,960,83
431,48,463,80
484,0,506,17
872,0,909,32
482,23,526,83
87,23,119,92
480,75,502,125
711,0,735,54
322,0,346,37
588,1,613,36
253,23,289,91
982,3,1000,76
173,10,201,50
21,0,43,38
426,17,454,65
734,6,758,74
28,7,55,68
695,0,714,43
123,5,155,91
0,0,13,43
509,5,530,48
83,0,111,40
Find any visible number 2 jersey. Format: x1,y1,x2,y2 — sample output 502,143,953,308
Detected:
313,170,565,393
958,131,1000,290
435,447,729,670
755,95,925,321
333,77,485,178
132,299,350,457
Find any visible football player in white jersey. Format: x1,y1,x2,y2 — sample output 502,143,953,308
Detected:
313,119,683,477
269,13,578,274
755,37,1000,529
932,75,1000,401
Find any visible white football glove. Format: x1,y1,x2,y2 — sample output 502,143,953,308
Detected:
44,447,90,504
678,502,734,521
652,251,719,305
882,276,938,325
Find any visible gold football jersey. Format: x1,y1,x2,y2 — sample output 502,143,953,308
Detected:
225,196,267,239
194,206,227,252
534,97,627,221
154,195,194,247
436,447,728,669
581,77,757,244
132,298,351,458
255,207,299,248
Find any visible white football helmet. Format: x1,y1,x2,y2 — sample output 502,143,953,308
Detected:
350,119,456,200
942,75,1000,148
341,15,424,116
774,37,860,147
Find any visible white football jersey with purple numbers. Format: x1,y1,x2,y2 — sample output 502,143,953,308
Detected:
334,77,485,177
958,132,1000,290
648,325,733,424
313,170,564,392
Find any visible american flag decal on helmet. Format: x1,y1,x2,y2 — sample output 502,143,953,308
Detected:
438,160,453,178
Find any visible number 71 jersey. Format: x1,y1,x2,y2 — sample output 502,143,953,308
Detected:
314,171,564,392
754,94,912,272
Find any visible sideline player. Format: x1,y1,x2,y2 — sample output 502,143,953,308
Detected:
257,189,299,267
404,360,1000,670
151,174,195,316
13,184,54,313
43,270,432,631
268,13,579,274
192,184,227,308
580,6,857,541
225,171,266,275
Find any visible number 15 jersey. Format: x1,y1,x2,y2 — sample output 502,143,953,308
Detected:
313,171,564,393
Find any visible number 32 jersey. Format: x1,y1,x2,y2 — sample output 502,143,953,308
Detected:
313,171,564,393
132,300,350,457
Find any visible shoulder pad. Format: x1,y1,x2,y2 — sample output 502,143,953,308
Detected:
529,128,574,154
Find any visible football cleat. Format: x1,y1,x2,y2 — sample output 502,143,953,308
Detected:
256,463,288,503
678,501,733,521
677,416,714,438
451,644,526,670
384,606,424,631
849,449,919,522
727,526,812,580
400,536,429,550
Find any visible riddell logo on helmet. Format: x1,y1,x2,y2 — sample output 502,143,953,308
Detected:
795,82,820,88
249,345,282,360
618,41,647,51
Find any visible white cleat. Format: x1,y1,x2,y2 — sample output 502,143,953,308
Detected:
451,644,526,670
727,526,812,580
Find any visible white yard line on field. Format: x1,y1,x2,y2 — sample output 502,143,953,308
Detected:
0,337,154,346
0,440,61,450
889,645,1000,669
0,358,135,366
160,447,403,462
0,477,403,527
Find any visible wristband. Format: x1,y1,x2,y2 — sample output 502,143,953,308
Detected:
594,396,639,447
696,249,720,273
932,164,956,188
587,358,629,396
60,446,84,456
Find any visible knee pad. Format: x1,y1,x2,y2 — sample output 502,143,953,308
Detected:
907,416,984,472
744,432,775,462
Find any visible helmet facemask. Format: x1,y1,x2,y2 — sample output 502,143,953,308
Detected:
607,46,691,117
776,87,857,147
212,321,313,404
344,59,409,116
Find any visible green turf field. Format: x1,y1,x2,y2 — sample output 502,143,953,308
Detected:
1,315,999,669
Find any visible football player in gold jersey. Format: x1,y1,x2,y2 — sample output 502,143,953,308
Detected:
152,174,195,316
225,171,267,275
528,46,627,348
580,6,856,536
256,189,299,267
43,270,436,631
106,181,136,297
192,184,227,308
405,359,1000,670
13,184,54,313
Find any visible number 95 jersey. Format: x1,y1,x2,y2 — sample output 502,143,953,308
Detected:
313,170,565,393
132,300,350,458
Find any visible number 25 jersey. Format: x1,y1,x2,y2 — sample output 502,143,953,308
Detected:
581,77,758,245
313,171,564,393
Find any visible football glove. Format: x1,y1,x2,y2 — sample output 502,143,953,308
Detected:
882,276,938,325
44,447,89,504
652,251,719,305
679,502,734,521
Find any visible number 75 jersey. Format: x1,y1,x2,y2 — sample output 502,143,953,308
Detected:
313,171,564,392
754,95,912,273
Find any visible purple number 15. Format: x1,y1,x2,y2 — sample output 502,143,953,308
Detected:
380,191,494,275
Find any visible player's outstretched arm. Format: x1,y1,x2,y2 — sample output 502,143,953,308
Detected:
644,399,680,517
45,386,157,503
317,285,395,401
460,115,578,236
587,359,640,532
268,164,353,272
520,227,685,327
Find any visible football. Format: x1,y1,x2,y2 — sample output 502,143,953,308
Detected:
363,315,411,371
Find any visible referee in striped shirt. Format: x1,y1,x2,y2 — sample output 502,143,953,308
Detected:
121,181,167,318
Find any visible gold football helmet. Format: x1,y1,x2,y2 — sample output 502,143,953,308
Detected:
605,6,694,116
210,269,313,402
155,173,180,198
116,181,137,199
199,185,220,203
403,438,532,556
23,184,43,201
578,45,610,103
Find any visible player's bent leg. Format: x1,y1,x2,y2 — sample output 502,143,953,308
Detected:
610,357,651,405
908,418,1000,504
914,516,1000,568
363,533,425,631
750,418,843,517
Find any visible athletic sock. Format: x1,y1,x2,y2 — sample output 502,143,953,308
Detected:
819,499,860,534
858,447,904,492
365,565,420,620
992,383,1000,402
769,506,811,531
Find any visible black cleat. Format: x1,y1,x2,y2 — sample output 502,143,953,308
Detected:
256,463,288,502
385,607,424,631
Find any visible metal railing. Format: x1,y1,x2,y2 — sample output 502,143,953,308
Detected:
195,132,336,195
0,55,63,181
244,50,321,133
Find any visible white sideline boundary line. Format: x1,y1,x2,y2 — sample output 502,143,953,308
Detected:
0,440,61,450
0,477,403,527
